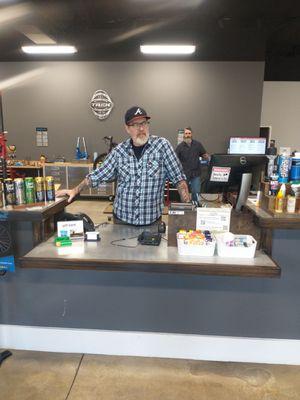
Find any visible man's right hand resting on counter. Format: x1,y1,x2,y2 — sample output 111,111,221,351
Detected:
56,178,90,203
56,188,78,203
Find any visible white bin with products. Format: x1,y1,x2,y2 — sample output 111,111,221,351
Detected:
216,232,257,258
176,231,216,256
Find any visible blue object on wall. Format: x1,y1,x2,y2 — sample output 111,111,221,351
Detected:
0,255,15,272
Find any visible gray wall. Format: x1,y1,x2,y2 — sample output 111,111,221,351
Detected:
261,82,300,151
0,61,264,160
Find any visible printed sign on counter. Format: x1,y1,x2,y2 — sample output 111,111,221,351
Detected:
210,166,231,182
196,206,232,232
57,220,84,240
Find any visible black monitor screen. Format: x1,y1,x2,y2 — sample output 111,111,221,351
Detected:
205,154,267,194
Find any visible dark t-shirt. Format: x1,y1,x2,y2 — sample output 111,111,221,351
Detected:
175,139,206,179
131,141,147,160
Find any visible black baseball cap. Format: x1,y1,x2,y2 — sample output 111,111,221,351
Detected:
124,106,151,125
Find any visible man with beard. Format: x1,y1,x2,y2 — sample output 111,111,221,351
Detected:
175,127,209,202
56,106,190,225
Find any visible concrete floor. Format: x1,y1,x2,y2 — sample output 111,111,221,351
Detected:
1,350,300,400
1,200,300,399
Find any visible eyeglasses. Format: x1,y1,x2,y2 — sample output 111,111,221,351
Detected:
128,121,149,129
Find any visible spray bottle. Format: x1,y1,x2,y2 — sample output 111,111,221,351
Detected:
278,151,291,183
269,166,280,196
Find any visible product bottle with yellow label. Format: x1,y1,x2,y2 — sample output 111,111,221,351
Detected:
275,183,286,213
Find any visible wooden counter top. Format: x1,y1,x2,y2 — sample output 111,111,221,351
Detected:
0,198,68,221
20,224,280,278
245,199,300,230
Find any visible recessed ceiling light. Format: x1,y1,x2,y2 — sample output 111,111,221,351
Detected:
140,45,196,55
21,45,77,54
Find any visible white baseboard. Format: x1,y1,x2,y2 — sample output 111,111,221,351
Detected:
1,324,300,365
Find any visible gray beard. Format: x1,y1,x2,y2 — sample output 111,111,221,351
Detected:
183,138,192,145
135,132,149,146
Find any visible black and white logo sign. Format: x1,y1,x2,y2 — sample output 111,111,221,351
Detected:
135,108,143,115
90,90,114,120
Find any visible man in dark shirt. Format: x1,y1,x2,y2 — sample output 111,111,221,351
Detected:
175,127,209,202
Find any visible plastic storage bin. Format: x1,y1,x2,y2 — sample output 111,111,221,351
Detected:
216,234,257,258
177,233,216,256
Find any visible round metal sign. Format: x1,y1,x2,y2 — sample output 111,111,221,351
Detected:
90,89,114,120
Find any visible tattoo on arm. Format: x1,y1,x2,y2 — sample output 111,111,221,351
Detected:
75,178,90,195
176,180,190,203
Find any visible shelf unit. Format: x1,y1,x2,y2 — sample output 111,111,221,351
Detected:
43,163,115,198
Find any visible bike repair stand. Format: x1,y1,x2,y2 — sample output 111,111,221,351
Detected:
75,136,88,160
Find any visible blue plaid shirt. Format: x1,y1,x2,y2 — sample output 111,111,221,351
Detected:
87,135,186,225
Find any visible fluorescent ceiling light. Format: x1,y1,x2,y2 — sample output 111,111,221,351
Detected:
21,45,77,54
140,45,195,54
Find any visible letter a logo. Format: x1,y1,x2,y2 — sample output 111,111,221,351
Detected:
135,108,143,115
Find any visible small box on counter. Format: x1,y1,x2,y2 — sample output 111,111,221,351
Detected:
57,220,84,240
168,202,232,247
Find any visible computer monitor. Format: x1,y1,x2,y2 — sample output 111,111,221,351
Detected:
229,137,267,155
205,154,268,211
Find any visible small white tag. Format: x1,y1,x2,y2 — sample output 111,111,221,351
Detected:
168,210,185,215
86,231,99,241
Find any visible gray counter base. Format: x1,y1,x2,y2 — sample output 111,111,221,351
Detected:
0,228,299,340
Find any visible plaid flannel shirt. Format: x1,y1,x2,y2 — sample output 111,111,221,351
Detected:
87,135,186,225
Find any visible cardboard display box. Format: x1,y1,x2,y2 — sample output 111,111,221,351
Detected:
167,202,232,247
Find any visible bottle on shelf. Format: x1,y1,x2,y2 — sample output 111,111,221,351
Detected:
269,166,279,196
278,151,291,184
267,155,277,180
275,183,286,213
286,195,296,213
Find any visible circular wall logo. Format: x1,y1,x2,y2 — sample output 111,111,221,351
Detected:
90,90,114,120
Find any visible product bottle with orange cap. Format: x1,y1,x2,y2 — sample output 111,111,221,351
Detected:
275,183,286,213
